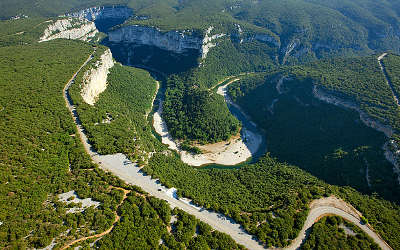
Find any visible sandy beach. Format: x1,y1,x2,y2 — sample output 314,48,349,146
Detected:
152,78,263,166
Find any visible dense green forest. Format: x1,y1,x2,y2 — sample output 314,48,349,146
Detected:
69,58,161,161
97,199,244,249
0,18,50,47
143,153,400,248
383,54,400,103
160,37,278,143
2,1,400,249
227,73,400,202
0,40,123,248
162,74,241,143
291,56,400,143
2,0,400,57
0,38,242,249
303,216,379,250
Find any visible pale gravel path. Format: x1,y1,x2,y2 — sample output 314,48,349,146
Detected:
63,53,391,250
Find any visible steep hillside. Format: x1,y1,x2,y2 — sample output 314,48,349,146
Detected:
0,36,242,249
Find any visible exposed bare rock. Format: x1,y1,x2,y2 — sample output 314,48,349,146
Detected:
81,49,115,105
201,26,226,59
66,5,133,21
39,18,99,42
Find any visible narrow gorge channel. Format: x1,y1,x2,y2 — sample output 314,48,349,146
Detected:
77,7,268,167
52,6,393,249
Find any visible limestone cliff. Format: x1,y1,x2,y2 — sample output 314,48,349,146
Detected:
66,6,133,21
201,26,226,59
39,18,99,42
81,49,115,105
108,24,280,60
108,25,204,54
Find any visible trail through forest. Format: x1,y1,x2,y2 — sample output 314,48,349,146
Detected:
61,187,131,249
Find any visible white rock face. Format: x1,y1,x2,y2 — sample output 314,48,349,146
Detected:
81,49,115,105
108,23,280,60
39,18,99,42
66,6,133,21
109,25,227,59
201,26,226,59
109,25,204,54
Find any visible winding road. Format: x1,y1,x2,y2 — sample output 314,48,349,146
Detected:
62,50,392,250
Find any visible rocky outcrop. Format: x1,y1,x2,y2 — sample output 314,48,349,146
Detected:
231,24,280,47
109,25,203,54
281,39,300,64
81,49,114,105
108,25,227,59
66,6,133,21
39,18,99,42
201,26,226,59
108,23,280,60
312,85,394,137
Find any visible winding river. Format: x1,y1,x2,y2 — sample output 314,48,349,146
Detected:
152,77,267,167
62,48,392,250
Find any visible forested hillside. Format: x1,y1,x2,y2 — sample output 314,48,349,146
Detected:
163,75,241,143
0,37,242,249
143,153,400,248
2,0,400,59
69,59,160,161
293,56,400,142
227,72,400,202
0,18,50,47
303,216,379,250
0,40,120,248
2,0,400,249
383,54,400,102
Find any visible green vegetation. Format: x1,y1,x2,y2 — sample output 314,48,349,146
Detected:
69,59,160,161
2,0,400,59
0,18,50,47
0,40,125,248
302,216,379,250
144,154,317,247
0,37,245,249
383,53,400,101
0,0,126,19
291,56,400,143
97,198,244,249
163,74,241,143
3,1,400,249
143,153,400,248
227,73,399,202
